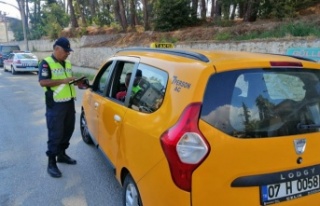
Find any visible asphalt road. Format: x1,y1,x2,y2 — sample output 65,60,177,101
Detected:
0,68,122,206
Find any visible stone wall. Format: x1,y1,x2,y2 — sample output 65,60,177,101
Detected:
6,35,320,69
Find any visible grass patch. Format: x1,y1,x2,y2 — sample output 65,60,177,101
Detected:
231,21,320,41
214,32,233,40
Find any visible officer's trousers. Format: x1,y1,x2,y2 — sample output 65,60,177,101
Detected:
45,100,75,157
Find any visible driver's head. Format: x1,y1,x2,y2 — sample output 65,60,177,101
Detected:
133,69,142,86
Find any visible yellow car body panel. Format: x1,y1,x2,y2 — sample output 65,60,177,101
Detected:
193,121,320,205
81,48,320,205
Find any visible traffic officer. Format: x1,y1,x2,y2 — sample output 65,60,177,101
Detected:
38,37,78,178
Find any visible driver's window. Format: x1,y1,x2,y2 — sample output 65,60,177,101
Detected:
108,61,135,100
93,62,113,94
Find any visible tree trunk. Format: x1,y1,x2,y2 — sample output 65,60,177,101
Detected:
129,0,138,27
214,0,221,21
16,0,29,50
141,0,150,30
191,0,198,19
210,0,215,19
75,0,87,26
243,0,260,22
67,0,79,28
230,3,237,20
88,0,96,16
200,0,206,20
117,0,128,31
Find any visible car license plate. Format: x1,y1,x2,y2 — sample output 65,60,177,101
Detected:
261,175,320,205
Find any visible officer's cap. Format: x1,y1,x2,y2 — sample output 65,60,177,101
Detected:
54,37,73,52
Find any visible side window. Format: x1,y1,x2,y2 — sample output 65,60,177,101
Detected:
110,61,135,100
128,64,168,113
92,61,113,94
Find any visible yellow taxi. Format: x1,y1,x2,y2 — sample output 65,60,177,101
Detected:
80,48,320,206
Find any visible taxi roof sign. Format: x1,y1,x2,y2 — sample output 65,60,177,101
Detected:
150,42,174,48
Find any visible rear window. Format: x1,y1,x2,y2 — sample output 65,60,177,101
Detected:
16,53,37,59
201,68,320,138
1,46,20,54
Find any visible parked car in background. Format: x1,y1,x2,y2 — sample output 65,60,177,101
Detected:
79,48,320,206
3,51,39,75
0,44,20,67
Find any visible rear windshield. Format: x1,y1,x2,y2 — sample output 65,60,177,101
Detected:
1,46,20,54
16,53,37,59
201,68,320,138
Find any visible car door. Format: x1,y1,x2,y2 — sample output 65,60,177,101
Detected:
84,61,114,142
97,57,139,166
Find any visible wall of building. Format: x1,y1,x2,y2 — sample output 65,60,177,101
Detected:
5,35,320,69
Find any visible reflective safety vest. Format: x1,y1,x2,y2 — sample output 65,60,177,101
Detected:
132,85,141,94
43,56,76,102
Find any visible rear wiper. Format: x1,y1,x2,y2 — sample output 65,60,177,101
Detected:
297,123,320,129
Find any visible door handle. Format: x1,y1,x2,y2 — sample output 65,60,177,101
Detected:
114,114,121,122
94,102,99,109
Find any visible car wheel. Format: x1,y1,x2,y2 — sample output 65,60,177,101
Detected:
80,110,93,144
11,66,16,75
123,174,143,206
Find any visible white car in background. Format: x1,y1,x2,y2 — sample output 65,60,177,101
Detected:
3,52,39,75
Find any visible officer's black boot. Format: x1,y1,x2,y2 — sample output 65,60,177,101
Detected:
47,156,62,178
57,151,77,165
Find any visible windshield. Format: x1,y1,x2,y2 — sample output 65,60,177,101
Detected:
201,68,320,138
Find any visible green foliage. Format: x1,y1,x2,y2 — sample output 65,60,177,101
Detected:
214,32,233,41
41,2,70,39
214,20,234,27
153,0,195,31
8,18,23,41
233,21,320,40
29,14,45,40
93,11,114,27
159,36,178,43
110,22,122,32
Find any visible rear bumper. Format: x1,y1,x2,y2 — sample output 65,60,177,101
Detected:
15,66,38,72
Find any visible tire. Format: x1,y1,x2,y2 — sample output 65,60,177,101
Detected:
80,110,93,144
11,66,16,75
123,174,143,206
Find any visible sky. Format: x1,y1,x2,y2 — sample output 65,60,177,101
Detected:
0,0,21,20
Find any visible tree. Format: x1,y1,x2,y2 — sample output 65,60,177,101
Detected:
129,0,139,27
67,0,79,28
243,0,260,22
42,1,70,39
154,0,193,31
141,0,150,30
200,0,206,20
117,0,128,31
28,0,45,40
16,0,29,49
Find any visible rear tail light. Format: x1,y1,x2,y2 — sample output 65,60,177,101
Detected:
160,103,210,191
270,61,303,68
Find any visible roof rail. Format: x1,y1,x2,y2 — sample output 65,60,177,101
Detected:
117,47,210,63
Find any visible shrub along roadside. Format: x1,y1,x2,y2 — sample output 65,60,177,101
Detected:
214,21,320,41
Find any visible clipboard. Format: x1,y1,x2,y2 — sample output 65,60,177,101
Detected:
69,76,86,84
